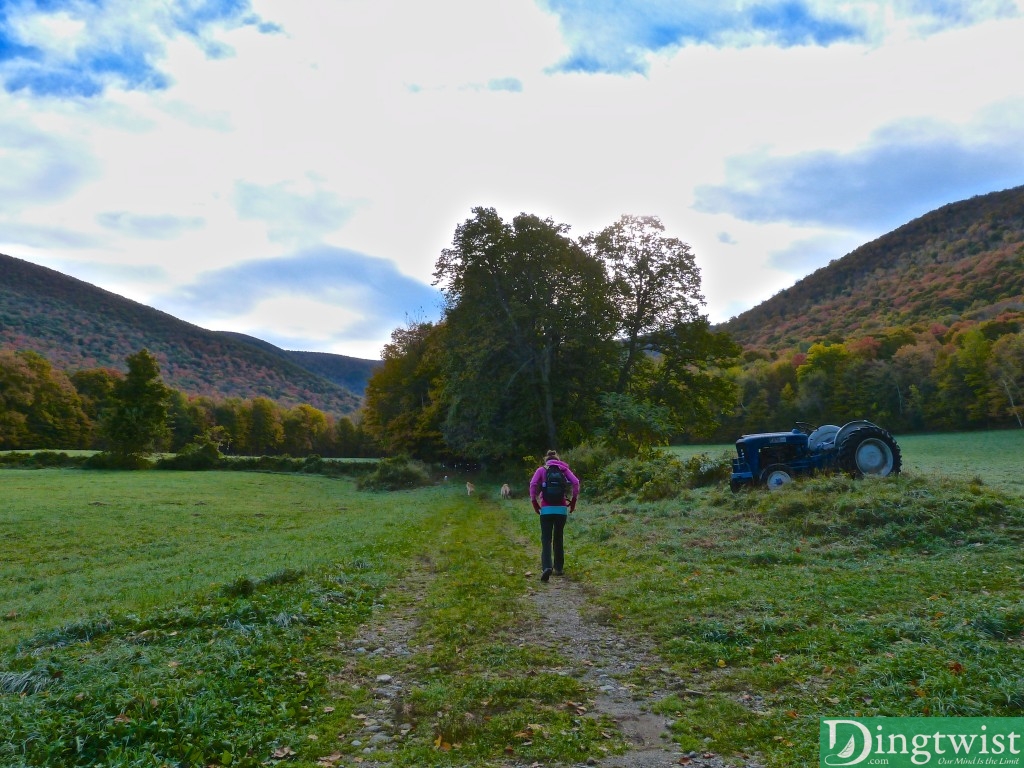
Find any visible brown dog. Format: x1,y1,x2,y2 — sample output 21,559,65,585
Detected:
500,483,511,499
466,482,475,496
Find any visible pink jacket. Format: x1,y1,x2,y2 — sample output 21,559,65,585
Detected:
529,459,580,507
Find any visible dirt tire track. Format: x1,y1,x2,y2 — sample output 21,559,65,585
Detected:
528,575,736,768
329,518,763,767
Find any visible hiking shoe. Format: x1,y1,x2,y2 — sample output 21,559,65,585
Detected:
553,569,563,576
540,568,552,582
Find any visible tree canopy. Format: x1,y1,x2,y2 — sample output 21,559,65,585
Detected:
364,208,740,463
433,208,619,457
0,350,91,449
102,348,173,465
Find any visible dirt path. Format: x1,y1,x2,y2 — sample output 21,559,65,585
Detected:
324,498,765,768
332,566,755,767
527,575,742,768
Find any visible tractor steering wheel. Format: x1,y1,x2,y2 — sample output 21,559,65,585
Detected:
794,421,817,435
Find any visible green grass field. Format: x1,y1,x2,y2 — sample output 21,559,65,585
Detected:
1,431,1023,767
0,471,421,648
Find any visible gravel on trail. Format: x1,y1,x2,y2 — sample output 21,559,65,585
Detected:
331,564,765,768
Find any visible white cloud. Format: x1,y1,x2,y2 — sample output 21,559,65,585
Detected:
96,211,206,239
1,0,1022,357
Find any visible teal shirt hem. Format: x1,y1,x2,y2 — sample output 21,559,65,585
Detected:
540,506,568,516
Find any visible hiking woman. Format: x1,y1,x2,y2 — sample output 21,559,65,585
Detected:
529,449,580,582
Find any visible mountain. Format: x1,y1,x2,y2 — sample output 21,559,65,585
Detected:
218,332,380,395
719,185,1024,349
0,253,378,417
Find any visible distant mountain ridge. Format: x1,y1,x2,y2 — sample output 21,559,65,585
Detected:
719,185,1024,349
217,332,380,395
0,253,379,417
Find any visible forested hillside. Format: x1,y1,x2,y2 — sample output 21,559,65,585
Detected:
219,332,380,394
0,253,367,417
713,186,1024,439
721,185,1024,349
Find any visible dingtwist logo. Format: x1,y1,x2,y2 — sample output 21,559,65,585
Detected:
819,717,1024,767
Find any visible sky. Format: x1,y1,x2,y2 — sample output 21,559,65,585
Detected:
2,0,1024,360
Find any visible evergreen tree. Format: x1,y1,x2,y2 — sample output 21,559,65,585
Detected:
103,349,172,466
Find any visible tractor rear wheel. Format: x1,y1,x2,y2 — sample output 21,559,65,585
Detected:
760,463,794,490
836,425,902,478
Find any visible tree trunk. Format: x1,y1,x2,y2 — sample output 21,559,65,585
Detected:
1002,378,1024,428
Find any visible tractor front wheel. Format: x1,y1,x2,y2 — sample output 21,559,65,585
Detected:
836,425,902,478
760,463,794,490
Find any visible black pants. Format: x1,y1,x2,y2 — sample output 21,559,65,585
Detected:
539,514,567,572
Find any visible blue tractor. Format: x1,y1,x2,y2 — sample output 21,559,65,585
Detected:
730,420,902,491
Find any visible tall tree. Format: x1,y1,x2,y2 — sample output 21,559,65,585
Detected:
642,317,741,439
213,398,250,455
433,208,617,457
71,367,123,446
0,350,91,449
989,332,1024,427
0,350,33,448
583,215,705,393
282,404,332,456
103,349,172,464
246,397,284,455
19,351,92,448
583,215,739,443
362,321,447,459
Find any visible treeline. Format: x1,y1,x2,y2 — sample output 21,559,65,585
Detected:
716,316,1024,440
0,349,379,458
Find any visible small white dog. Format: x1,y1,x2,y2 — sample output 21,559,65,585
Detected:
466,482,475,496
500,483,511,499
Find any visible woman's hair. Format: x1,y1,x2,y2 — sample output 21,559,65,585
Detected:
545,449,559,461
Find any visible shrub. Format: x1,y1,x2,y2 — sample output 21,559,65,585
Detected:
561,440,621,481
0,451,86,469
589,449,688,501
356,456,430,491
83,451,153,470
682,452,733,488
156,434,223,471
587,448,733,501
222,455,302,473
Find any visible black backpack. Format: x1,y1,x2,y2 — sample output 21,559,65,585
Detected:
541,465,567,504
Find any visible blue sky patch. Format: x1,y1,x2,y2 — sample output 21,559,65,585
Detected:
749,2,864,46
541,0,1016,74
96,212,206,240
693,125,1024,232
488,77,523,92
0,0,271,97
161,247,444,348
